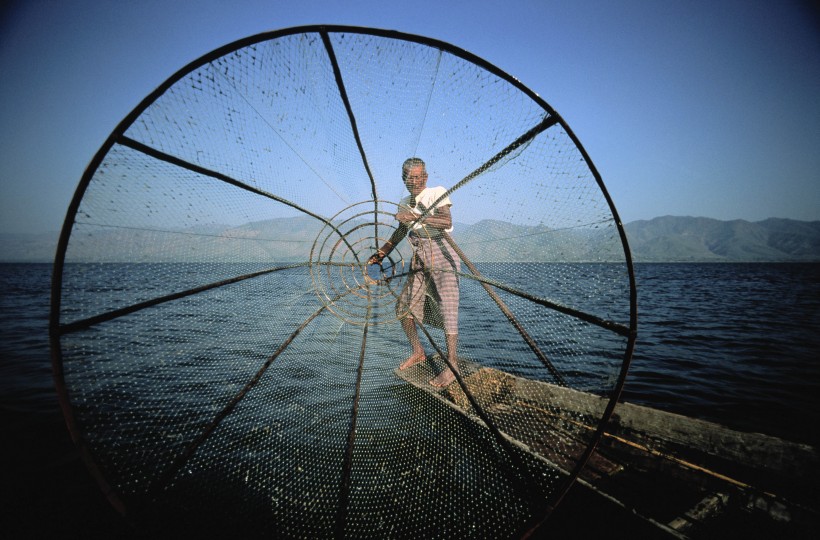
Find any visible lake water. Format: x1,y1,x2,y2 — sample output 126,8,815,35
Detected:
2,262,819,536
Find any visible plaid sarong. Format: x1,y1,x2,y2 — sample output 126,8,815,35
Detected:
397,232,460,333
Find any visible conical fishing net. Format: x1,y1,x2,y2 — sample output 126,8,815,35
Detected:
50,26,636,539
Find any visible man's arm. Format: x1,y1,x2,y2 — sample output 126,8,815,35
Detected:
416,203,452,231
367,203,452,265
367,223,408,265
399,203,452,237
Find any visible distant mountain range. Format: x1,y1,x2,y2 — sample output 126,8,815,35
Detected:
624,216,820,262
2,216,819,263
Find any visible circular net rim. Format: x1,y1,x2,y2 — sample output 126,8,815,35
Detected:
48,24,638,537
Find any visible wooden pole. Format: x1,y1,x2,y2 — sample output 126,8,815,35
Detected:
443,233,566,386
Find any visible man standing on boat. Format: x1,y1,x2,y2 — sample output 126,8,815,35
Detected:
368,158,461,387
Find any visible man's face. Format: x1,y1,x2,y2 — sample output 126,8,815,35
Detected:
404,165,428,198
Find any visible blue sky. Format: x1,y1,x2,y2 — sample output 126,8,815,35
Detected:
1,0,818,235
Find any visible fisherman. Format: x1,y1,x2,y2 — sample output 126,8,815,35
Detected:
368,158,461,387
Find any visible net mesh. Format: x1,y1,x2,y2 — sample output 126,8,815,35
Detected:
51,27,635,538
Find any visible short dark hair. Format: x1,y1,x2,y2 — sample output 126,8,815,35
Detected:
401,157,426,180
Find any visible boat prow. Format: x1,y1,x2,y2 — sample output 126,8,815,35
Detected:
395,358,819,538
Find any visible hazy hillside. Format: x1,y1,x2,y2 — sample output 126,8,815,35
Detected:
2,216,819,263
625,216,820,262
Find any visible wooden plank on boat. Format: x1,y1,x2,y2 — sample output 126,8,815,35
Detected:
395,357,623,480
668,492,729,533
395,357,820,538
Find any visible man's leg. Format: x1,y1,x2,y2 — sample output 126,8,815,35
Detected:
428,244,459,387
430,332,458,387
399,316,427,370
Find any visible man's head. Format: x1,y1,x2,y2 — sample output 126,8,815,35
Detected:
402,157,428,198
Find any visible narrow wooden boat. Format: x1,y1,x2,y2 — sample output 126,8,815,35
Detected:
396,358,819,538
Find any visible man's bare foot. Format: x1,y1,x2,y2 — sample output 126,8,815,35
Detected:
399,351,427,370
430,368,456,388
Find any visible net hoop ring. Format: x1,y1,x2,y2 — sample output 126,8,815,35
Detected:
49,25,638,536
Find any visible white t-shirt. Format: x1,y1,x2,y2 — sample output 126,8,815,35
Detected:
399,186,453,233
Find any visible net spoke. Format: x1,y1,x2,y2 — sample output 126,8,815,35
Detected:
419,115,560,223
444,234,566,385
147,303,329,498
320,30,380,249
118,136,332,226
456,270,631,337
59,263,308,334
335,311,370,538
118,135,364,265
